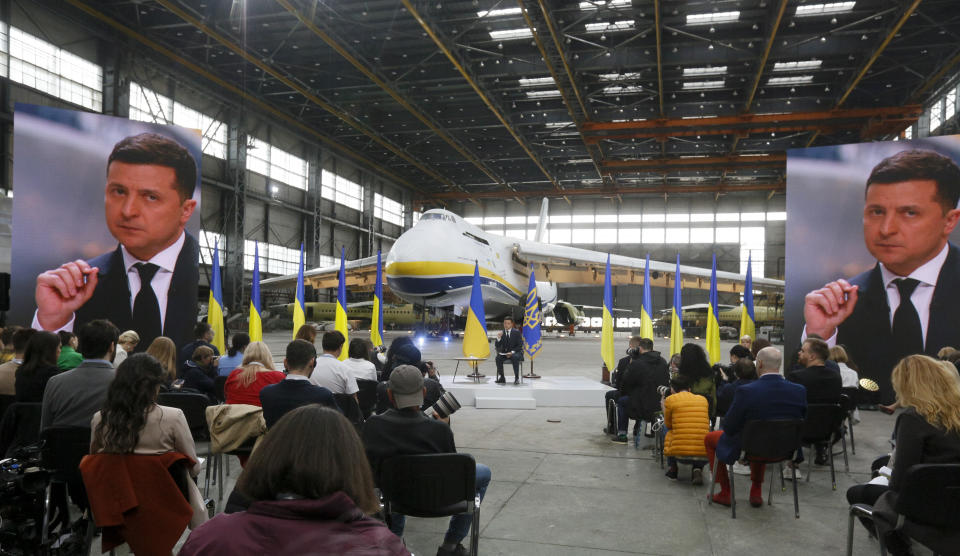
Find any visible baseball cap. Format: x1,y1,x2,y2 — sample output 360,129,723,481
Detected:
388,364,424,409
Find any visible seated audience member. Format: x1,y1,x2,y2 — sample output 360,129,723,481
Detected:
369,341,385,376
678,343,717,422
829,345,860,390
714,344,753,392
603,336,642,435
145,336,179,388
937,346,958,361
260,340,339,428
310,331,359,397
668,353,681,375
295,323,318,345
846,355,960,556
112,330,140,368
704,347,807,508
788,337,843,465
15,331,61,402
180,406,408,556
217,333,250,377
0,327,35,396
225,342,285,406
739,335,752,351
0,325,19,364
42,320,118,430
418,361,447,413
663,374,710,484
362,365,491,556
613,337,669,443
343,338,378,382
750,338,771,361
381,336,421,381
716,358,758,417
56,331,83,371
180,346,218,401
91,353,209,529
178,323,220,369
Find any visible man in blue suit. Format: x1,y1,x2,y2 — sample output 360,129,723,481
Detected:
704,347,807,508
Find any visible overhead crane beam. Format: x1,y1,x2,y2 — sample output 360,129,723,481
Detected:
601,154,785,172
419,181,785,202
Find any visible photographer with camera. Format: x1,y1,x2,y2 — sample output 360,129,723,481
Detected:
603,336,642,435
612,338,670,444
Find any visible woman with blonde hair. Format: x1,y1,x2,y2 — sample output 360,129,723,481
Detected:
145,336,178,386
846,355,960,555
224,341,285,406
828,345,860,389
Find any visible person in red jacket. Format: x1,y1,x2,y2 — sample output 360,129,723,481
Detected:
180,405,409,556
224,341,285,406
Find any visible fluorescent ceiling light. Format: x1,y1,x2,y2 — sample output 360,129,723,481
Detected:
773,59,822,72
584,20,634,33
683,65,728,76
795,2,856,16
603,85,643,94
545,121,574,128
599,72,642,81
519,77,555,87
579,0,631,9
567,158,594,163
682,114,718,119
767,75,814,85
477,7,522,18
686,11,740,25
683,80,724,90
526,90,562,98
489,28,533,40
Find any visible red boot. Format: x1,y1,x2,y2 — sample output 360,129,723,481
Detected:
710,490,732,507
749,483,763,507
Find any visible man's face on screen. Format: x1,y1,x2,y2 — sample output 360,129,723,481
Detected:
863,179,960,276
105,162,196,261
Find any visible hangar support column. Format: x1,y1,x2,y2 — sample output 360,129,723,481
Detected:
222,114,246,313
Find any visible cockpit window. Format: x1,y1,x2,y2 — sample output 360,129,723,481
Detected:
421,212,457,223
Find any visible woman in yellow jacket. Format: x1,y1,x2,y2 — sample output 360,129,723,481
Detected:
663,374,711,484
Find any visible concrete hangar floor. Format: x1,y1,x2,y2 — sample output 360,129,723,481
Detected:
157,331,907,556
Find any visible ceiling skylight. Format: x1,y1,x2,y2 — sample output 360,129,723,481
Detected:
584,20,634,33
545,121,574,128
477,7,522,18
519,77,555,87
767,75,814,85
526,90,562,99
579,0,632,9
683,80,725,90
683,66,728,76
795,2,856,16
603,85,643,94
773,59,822,72
686,11,740,25
489,28,533,40
599,72,642,81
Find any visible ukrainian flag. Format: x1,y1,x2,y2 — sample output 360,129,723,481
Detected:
706,253,721,365
601,254,616,375
462,262,490,359
335,246,349,360
522,265,542,360
741,252,756,342
640,253,654,339
207,241,226,354
249,242,262,342
292,243,305,340
370,249,384,348
669,255,684,357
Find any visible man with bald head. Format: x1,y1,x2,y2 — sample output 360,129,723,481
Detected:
704,347,807,509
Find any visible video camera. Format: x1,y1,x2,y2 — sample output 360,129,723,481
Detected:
0,443,50,554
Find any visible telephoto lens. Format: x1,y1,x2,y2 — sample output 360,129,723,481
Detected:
427,391,462,419
657,385,671,397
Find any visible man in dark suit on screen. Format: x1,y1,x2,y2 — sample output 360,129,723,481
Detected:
803,149,960,404
495,316,524,384
33,133,200,353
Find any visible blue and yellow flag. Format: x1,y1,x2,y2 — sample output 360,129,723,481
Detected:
523,266,542,360
371,249,384,348
462,262,490,359
741,252,756,342
208,241,226,354
706,253,721,365
601,254,616,374
640,253,654,339
669,255,684,357
292,243,305,340
249,242,263,342
335,246,349,360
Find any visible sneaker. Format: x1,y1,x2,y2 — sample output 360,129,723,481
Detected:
437,543,467,556
665,467,678,480
782,466,803,480
691,468,704,485
612,433,628,444
731,461,751,475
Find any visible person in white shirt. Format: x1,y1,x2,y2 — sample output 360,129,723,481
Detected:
310,331,359,396
342,338,377,382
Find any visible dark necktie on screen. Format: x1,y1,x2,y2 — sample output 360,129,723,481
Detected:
892,278,923,357
133,263,162,346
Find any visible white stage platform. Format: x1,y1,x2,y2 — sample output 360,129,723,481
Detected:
438,374,608,409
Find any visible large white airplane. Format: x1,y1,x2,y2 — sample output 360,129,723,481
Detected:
260,200,784,325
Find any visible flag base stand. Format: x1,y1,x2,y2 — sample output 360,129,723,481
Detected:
524,361,541,379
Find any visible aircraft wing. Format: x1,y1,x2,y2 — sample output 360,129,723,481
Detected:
260,255,380,290
513,241,783,294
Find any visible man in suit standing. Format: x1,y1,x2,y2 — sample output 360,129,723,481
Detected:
495,316,524,384
704,347,807,508
33,133,200,353
803,149,960,404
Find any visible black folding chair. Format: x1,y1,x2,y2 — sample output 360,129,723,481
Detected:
334,393,365,428
0,402,41,457
40,426,94,550
710,418,804,519
847,464,960,556
379,453,480,556
156,392,214,497
801,403,849,490
0,394,16,424
356,379,379,420
840,390,858,455
214,376,228,404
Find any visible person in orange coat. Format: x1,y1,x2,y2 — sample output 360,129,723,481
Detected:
663,374,711,484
